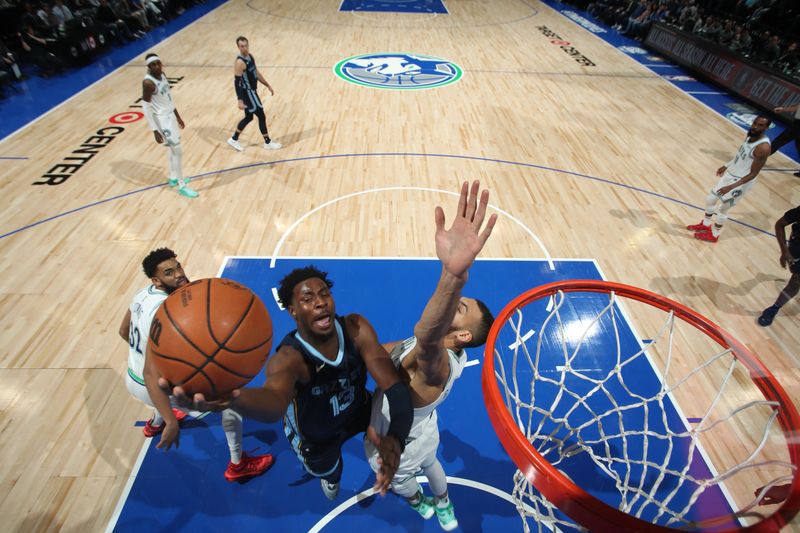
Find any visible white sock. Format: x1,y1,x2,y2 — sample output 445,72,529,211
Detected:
222,409,243,464
151,409,164,426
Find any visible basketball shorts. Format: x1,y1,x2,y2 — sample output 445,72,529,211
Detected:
154,113,180,147
125,370,189,414
712,172,756,207
284,392,371,479
243,89,263,113
365,410,440,484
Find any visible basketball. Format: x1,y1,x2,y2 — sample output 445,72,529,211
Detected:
147,278,273,399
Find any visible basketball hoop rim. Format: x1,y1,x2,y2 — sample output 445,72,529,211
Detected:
481,279,800,532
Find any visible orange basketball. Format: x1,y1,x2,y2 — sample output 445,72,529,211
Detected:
148,278,273,399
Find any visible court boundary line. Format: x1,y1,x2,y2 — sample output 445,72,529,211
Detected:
104,439,152,533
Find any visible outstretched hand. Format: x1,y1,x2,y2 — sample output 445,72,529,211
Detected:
157,377,239,411
435,180,497,279
367,426,402,496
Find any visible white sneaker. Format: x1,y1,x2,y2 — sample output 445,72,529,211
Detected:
227,138,243,152
320,479,339,500
263,141,282,150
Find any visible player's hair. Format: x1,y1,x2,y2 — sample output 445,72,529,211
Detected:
754,114,772,126
465,299,494,348
142,248,177,278
145,52,158,60
236,36,248,45
277,266,334,308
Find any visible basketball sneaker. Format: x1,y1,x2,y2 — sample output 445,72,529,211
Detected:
686,221,711,232
263,141,282,150
227,138,243,152
757,305,780,327
321,479,340,500
142,408,187,437
168,178,179,188
178,185,199,198
435,500,458,531
694,231,718,243
224,452,275,482
408,492,435,519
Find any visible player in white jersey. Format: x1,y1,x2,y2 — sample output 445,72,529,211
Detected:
365,181,497,531
141,53,198,199
119,248,274,482
687,115,772,243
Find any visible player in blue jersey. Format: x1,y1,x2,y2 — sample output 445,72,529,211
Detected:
227,36,281,152
164,275,414,499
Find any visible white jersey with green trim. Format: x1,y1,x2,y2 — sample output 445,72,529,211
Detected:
727,135,770,178
127,285,168,384
369,336,467,440
144,73,174,116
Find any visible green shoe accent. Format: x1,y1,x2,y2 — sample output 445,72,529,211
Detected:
168,178,179,188
178,186,199,198
435,501,458,531
409,493,435,520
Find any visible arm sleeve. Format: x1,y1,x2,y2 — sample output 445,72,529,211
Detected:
141,101,158,131
384,381,413,451
234,76,246,100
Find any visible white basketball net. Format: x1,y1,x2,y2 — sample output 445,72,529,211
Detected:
492,288,796,532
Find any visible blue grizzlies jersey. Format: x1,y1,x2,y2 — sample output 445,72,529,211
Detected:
281,316,368,443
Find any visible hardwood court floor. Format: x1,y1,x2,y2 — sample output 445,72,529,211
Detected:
0,0,798,530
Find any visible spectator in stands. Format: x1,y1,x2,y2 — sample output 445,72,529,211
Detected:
678,0,699,30
777,41,799,73
697,16,722,42
0,40,23,82
36,2,59,34
96,0,139,42
115,0,150,32
52,0,74,25
621,1,654,37
17,22,64,77
717,19,735,46
759,34,782,64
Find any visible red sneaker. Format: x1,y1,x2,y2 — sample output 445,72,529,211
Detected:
694,231,718,243
142,409,188,438
224,452,275,482
686,222,711,232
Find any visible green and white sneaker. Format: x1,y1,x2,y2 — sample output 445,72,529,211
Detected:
178,185,199,198
168,178,180,187
435,500,458,531
408,492,435,519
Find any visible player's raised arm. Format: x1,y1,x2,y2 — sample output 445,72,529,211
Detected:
413,180,497,382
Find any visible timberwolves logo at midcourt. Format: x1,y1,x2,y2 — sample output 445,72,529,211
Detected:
334,53,462,90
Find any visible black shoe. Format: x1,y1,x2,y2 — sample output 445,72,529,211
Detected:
793,171,800,178
757,306,779,327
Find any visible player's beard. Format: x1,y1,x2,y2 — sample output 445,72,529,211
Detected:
163,277,190,294
746,128,760,141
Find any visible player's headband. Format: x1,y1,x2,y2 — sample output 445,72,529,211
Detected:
145,55,161,66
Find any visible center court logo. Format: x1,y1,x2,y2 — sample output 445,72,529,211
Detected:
334,53,462,90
